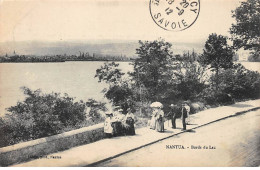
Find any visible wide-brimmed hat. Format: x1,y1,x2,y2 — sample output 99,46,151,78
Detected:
170,104,176,107
105,112,113,116
114,106,121,109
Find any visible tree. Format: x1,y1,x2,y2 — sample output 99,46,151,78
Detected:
130,38,175,101
199,33,234,91
95,62,133,112
85,99,107,121
174,62,207,101
95,39,208,113
230,0,260,59
95,62,125,84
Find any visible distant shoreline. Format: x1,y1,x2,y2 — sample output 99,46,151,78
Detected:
0,54,135,63
1,60,259,63
0,60,133,63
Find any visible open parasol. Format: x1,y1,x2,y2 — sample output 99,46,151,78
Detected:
150,102,163,108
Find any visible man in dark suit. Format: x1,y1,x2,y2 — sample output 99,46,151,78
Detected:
181,103,188,130
168,104,179,129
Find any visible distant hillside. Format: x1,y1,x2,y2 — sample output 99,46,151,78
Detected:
0,40,204,57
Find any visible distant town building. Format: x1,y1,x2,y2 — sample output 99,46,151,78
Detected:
236,49,251,61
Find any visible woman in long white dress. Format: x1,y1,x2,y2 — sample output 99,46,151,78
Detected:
104,113,113,138
150,108,157,130
155,107,164,132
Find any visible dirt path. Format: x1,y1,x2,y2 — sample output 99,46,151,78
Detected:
97,109,260,167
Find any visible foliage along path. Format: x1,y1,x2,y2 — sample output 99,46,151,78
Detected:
12,99,260,167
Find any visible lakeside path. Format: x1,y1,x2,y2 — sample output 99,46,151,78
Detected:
12,99,260,167
98,108,260,166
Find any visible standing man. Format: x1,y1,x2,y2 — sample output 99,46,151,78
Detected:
184,102,191,125
168,104,179,129
181,103,188,131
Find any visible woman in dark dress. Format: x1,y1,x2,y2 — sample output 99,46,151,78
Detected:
125,108,135,135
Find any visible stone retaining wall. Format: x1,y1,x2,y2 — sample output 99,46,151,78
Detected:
0,123,104,166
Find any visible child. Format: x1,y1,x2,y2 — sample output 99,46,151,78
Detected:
104,112,113,138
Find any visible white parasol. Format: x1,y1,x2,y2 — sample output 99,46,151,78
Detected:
150,102,163,108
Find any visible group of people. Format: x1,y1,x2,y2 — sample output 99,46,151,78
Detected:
104,101,191,138
168,102,191,130
150,105,165,132
150,101,191,132
104,107,135,138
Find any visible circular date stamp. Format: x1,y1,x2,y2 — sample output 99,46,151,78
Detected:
150,0,200,31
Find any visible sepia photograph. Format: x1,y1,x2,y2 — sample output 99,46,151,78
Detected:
0,0,259,167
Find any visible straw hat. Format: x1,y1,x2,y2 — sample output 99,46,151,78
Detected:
114,106,121,110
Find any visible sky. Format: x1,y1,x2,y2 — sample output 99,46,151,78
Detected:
0,0,243,45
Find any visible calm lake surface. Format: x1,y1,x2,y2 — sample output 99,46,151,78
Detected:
0,61,259,116
0,61,132,116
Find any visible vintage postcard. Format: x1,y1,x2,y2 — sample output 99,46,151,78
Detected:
0,0,259,167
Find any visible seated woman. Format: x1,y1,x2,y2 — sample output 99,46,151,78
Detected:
124,108,136,136
111,108,125,137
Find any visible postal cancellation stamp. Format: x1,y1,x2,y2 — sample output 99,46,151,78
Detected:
150,0,200,31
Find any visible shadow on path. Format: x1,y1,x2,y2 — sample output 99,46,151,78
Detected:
230,103,253,108
185,129,196,133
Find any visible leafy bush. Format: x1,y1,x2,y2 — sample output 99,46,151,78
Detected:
0,87,106,148
203,64,260,105
173,61,208,101
202,88,234,105
219,64,260,99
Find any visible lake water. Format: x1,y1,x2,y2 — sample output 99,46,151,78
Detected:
0,61,259,116
0,61,133,116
